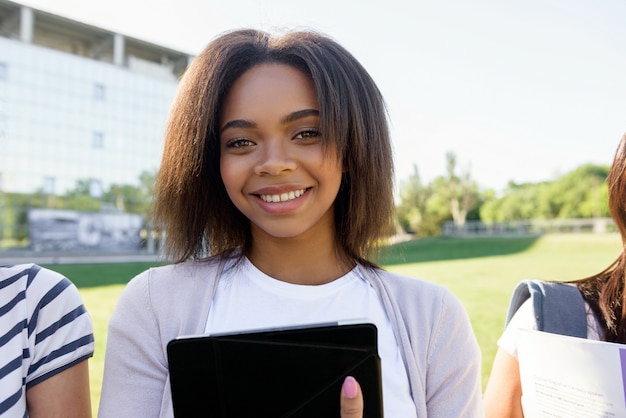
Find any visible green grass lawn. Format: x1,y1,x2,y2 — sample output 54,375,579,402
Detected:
382,233,621,390
49,233,622,416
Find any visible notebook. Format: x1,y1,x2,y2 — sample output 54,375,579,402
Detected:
167,321,383,417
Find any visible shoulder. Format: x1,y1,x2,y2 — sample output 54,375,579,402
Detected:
361,267,468,322
1,263,83,306
112,257,225,335
370,268,456,303
2,263,65,287
124,257,223,296
504,279,587,340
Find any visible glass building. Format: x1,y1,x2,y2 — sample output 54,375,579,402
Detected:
0,0,192,253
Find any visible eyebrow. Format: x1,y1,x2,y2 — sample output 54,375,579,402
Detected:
220,109,320,133
280,109,319,124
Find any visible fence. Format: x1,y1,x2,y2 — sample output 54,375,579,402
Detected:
442,218,616,237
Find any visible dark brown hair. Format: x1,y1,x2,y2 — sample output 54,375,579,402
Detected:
154,29,394,266
573,133,626,342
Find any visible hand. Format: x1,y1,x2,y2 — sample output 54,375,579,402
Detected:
340,376,363,418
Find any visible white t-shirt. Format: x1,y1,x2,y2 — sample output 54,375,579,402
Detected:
205,257,416,418
498,298,605,359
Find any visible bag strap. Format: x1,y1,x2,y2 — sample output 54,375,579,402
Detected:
505,279,587,338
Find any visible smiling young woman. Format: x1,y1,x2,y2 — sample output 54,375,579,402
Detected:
220,63,348,285
98,29,483,418
219,63,344,257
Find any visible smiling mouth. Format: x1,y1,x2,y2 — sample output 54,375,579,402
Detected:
259,188,307,203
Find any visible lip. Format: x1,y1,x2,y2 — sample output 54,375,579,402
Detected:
250,186,311,214
258,188,306,203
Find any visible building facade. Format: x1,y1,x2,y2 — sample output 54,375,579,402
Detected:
0,0,191,252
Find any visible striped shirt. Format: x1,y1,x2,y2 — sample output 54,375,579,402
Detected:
0,264,94,417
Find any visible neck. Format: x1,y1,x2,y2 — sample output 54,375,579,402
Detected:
247,229,354,286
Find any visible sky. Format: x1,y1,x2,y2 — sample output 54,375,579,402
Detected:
13,0,626,193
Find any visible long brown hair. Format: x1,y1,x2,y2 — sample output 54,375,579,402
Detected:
153,29,394,266
573,133,626,342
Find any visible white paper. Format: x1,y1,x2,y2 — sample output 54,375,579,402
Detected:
518,329,626,418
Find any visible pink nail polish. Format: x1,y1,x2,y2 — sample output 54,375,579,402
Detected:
343,376,358,398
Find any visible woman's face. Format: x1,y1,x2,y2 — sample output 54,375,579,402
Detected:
219,63,343,242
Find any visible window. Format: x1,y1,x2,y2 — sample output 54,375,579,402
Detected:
89,179,103,198
93,83,106,100
92,131,104,149
0,113,7,139
43,176,55,195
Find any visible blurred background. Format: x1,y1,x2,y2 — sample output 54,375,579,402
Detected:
1,0,625,258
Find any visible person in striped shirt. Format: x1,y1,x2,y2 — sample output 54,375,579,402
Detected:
1,263,95,417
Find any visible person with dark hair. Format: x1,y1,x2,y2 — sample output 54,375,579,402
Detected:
0,263,94,417
483,133,626,417
98,29,482,417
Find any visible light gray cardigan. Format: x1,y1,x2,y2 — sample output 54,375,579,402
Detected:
98,258,483,417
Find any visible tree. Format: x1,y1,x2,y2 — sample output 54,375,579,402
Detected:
396,165,438,236
478,164,610,222
431,151,479,229
103,170,156,217
397,154,609,235
547,164,609,218
64,178,102,211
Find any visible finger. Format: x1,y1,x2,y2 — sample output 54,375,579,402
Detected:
340,376,363,418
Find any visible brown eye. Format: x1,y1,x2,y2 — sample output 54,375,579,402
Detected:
294,129,321,140
226,138,255,148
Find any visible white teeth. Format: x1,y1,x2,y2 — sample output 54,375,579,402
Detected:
260,189,305,203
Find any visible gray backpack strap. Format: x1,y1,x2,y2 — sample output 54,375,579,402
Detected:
505,280,587,338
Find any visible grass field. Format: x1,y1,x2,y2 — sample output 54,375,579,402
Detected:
45,233,622,416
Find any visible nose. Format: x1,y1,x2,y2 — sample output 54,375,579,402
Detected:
254,140,297,176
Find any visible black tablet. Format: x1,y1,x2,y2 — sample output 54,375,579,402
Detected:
167,321,383,418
